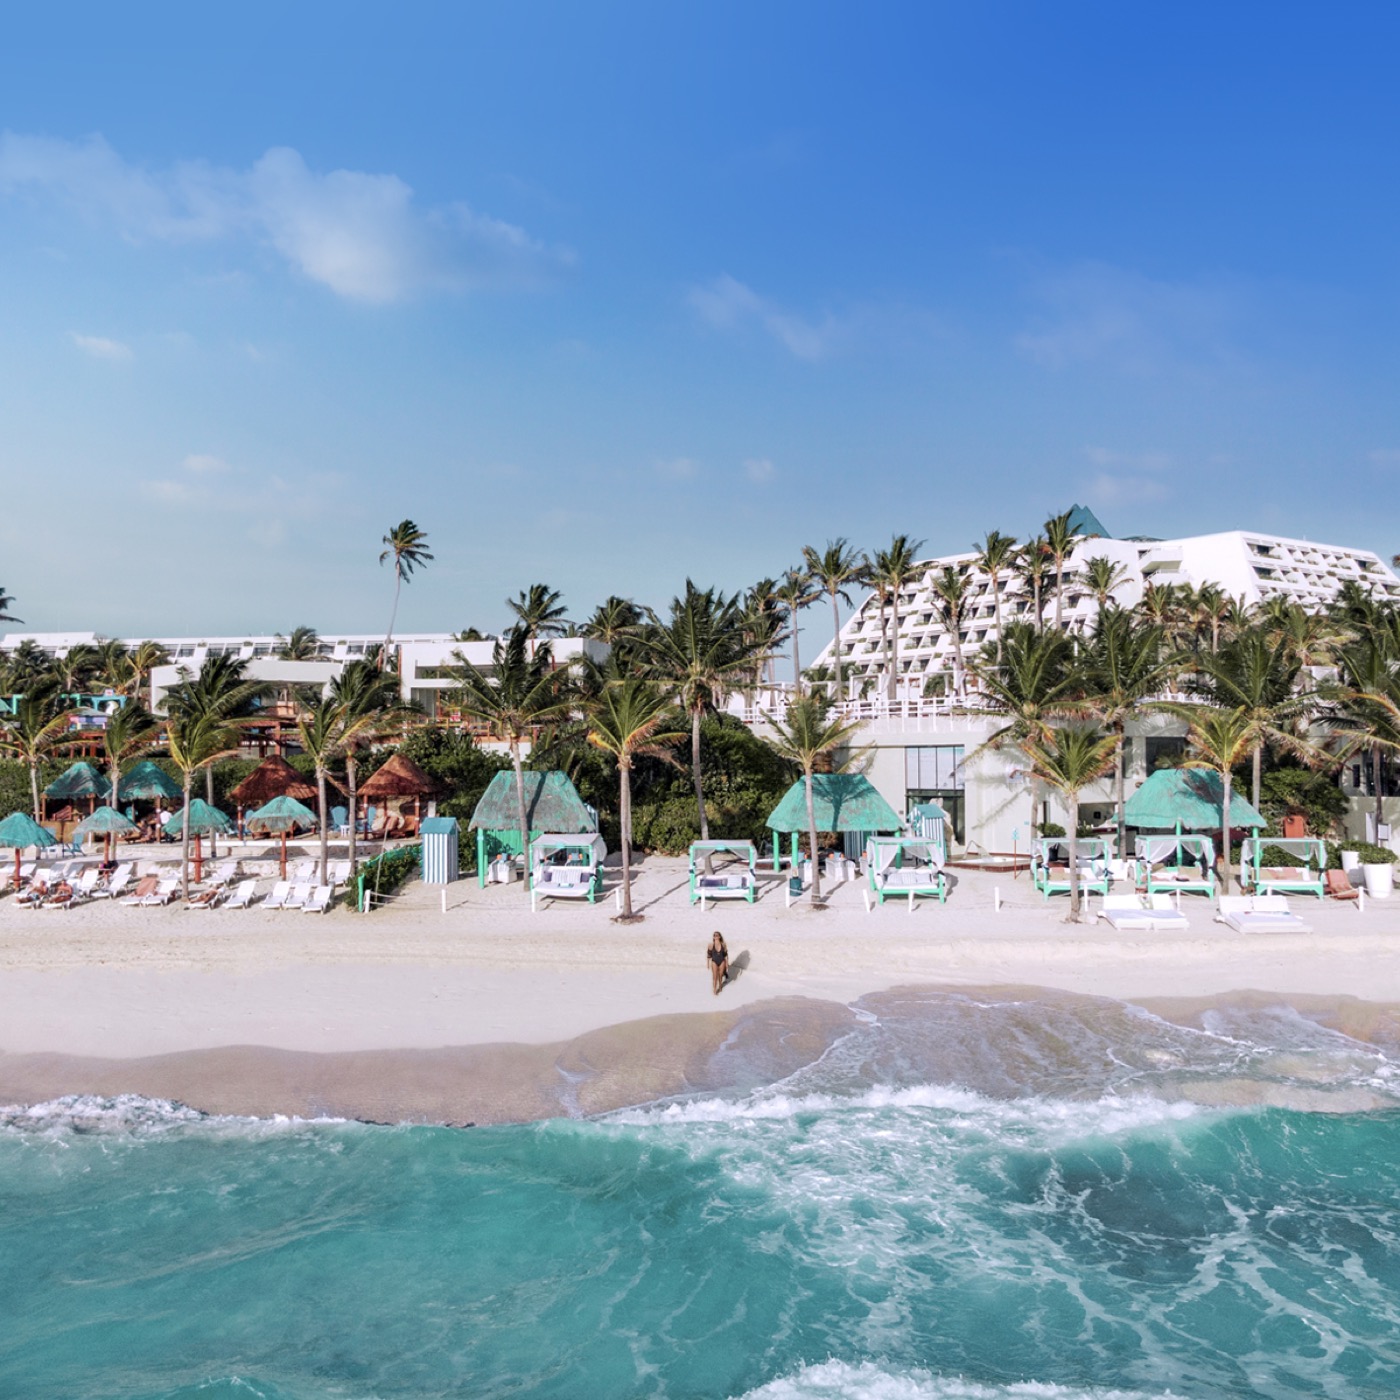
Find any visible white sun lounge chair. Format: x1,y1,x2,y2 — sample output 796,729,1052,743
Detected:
283,883,313,911
141,877,180,907
1215,894,1313,934
1098,894,1158,930
262,881,292,910
302,884,334,914
92,863,133,900
1145,892,1191,931
290,859,317,884
119,875,162,906
224,879,258,910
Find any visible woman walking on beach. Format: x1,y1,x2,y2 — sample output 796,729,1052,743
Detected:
707,932,729,996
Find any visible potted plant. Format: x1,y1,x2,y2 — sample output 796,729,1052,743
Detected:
1351,841,1396,899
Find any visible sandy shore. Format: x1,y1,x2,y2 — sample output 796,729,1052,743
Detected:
2,853,1397,1122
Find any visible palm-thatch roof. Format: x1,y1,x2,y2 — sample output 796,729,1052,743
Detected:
118,760,182,802
0,811,56,850
44,761,107,801
1124,769,1266,831
359,753,442,799
73,805,139,838
767,774,903,833
230,755,317,806
469,771,595,833
245,795,319,833
164,798,235,837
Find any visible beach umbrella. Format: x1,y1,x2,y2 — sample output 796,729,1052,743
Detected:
73,804,139,863
44,761,108,818
245,795,318,879
164,799,235,884
0,811,57,888
118,760,182,804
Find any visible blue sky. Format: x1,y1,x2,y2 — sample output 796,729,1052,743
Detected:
2,2,1399,645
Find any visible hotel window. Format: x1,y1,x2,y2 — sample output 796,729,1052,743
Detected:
905,745,965,842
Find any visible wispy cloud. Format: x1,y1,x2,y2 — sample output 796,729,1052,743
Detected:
1014,261,1241,375
181,453,228,474
655,456,699,481
71,331,131,360
1081,446,1174,504
744,457,775,484
1,132,571,303
689,274,842,360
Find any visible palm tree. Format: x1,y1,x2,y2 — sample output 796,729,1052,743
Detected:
1042,511,1079,630
868,535,925,698
1332,636,1400,841
277,626,322,660
642,582,761,844
0,685,72,819
1018,536,1051,630
764,695,866,903
581,596,643,648
328,659,412,880
508,584,569,652
583,666,686,920
380,520,434,668
99,700,159,809
929,566,973,698
740,578,787,691
969,622,1083,839
166,708,244,901
1083,555,1131,611
973,530,1018,663
1177,705,1255,893
52,644,101,695
119,641,170,699
294,696,343,886
451,629,577,889
1078,610,1172,856
774,567,818,693
1019,725,1118,920
802,539,866,701
0,586,21,623
94,638,131,693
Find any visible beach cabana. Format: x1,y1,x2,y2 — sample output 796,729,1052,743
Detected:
73,804,139,862
469,771,596,887
688,839,757,906
164,798,235,884
245,795,318,880
765,774,903,871
1239,837,1327,899
0,811,56,889
1134,834,1216,898
43,761,107,818
359,753,441,838
1124,769,1266,835
117,760,181,804
866,835,947,908
528,832,606,908
1030,836,1114,902
229,756,317,834
907,802,948,857
421,816,460,884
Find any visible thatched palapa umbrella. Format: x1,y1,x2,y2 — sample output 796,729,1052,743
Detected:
359,753,441,834
0,811,56,888
73,805,139,863
164,798,235,884
44,761,107,821
118,760,182,803
245,795,318,880
230,756,317,836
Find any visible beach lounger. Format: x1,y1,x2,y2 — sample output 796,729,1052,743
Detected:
141,877,181,907
262,882,292,910
92,863,133,900
329,860,351,886
1325,869,1365,909
283,883,313,910
1215,894,1313,934
302,885,334,914
1098,894,1157,930
1146,892,1191,931
119,875,161,906
290,859,317,884
186,885,228,909
224,879,258,910
41,878,83,910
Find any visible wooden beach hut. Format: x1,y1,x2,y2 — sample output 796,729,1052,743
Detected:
358,753,441,839
229,755,317,835
468,771,596,887
43,761,107,820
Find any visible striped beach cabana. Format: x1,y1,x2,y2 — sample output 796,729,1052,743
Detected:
765,774,903,869
468,771,596,887
420,816,460,884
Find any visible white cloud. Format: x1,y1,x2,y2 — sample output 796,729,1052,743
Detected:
0,132,569,303
1014,261,1240,375
71,331,131,360
656,456,699,481
744,457,775,484
181,453,228,474
689,274,841,360
1082,446,1173,504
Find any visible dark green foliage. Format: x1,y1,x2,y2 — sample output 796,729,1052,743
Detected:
394,727,508,868
1258,765,1350,840
355,844,422,909
0,757,69,817
1038,821,1066,838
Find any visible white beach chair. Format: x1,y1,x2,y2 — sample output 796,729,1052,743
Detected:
92,863,133,900
329,860,351,886
262,881,292,910
1098,894,1157,930
302,884,334,914
1215,894,1312,934
119,874,163,906
1146,892,1191,931
224,879,258,910
141,877,180,907
290,859,317,884
283,883,313,911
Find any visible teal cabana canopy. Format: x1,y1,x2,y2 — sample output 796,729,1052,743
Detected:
1124,769,1266,832
246,796,318,833
73,805,139,839
118,761,181,802
765,774,903,869
44,761,107,804
468,771,596,887
163,798,235,838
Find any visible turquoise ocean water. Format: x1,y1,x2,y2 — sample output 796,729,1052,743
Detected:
6,991,1400,1399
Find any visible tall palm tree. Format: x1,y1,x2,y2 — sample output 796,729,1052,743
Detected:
1078,610,1171,856
1083,556,1131,611
1042,511,1079,630
1018,536,1051,630
581,596,643,648
1177,705,1255,893
929,565,972,698
0,685,72,819
328,659,412,880
802,538,866,701
642,582,761,844
763,695,866,904
451,629,577,889
508,584,569,652
100,700,160,809
0,587,21,623
774,567,818,693
294,696,343,887
1019,725,1118,920
1332,636,1400,841
120,641,170,699
380,520,434,668
868,535,925,698
583,666,686,920
94,638,131,693
740,578,787,691
277,626,322,660
166,707,244,901
974,530,1018,663
51,644,101,695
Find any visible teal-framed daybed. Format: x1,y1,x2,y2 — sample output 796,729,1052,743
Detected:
1134,834,1216,899
528,832,606,908
1240,837,1327,899
865,835,947,908
688,839,757,906
1030,836,1114,902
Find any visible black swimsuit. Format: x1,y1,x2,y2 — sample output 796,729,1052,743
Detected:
708,947,727,966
